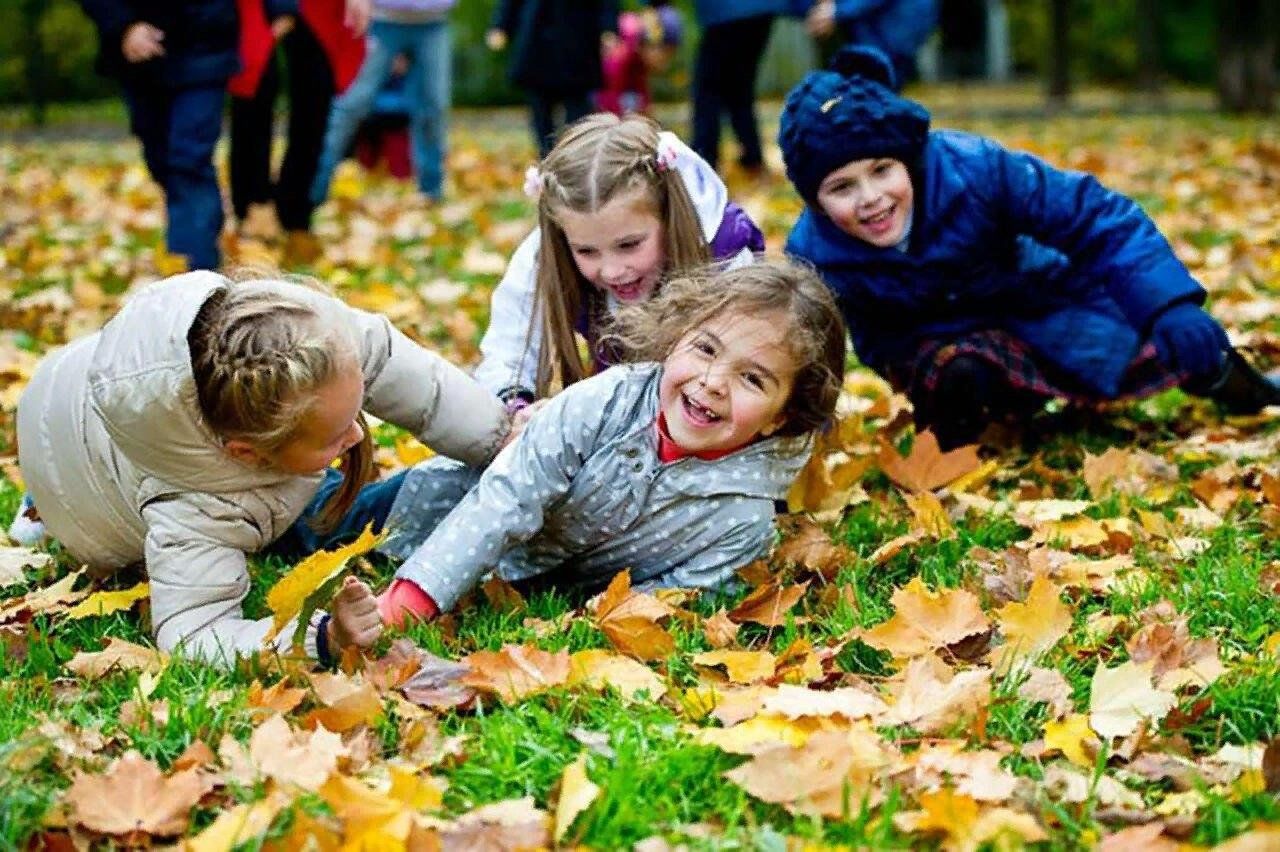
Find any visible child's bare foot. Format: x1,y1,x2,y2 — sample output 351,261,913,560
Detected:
327,576,383,652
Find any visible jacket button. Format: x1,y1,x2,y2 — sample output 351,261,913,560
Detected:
632,461,644,472
623,447,639,458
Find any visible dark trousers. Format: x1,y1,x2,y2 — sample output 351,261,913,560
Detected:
228,20,334,232
691,13,775,171
266,468,408,561
122,82,226,270
527,89,593,158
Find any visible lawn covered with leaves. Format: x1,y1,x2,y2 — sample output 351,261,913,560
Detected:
1,103,1279,850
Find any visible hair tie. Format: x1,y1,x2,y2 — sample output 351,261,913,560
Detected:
654,131,681,173
523,165,544,200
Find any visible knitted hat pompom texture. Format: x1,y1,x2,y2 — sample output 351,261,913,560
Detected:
778,45,932,205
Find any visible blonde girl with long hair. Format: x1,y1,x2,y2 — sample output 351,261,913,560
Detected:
473,112,765,409
14,270,509,667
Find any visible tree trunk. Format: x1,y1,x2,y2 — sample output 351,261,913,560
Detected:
1217,0,1277,114
20,0,47,127
1046,0,1071,107
1136,0,1162,95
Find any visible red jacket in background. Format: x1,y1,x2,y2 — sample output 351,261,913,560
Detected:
229,0,366,98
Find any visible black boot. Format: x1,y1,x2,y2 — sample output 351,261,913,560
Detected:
1193,349,1280,415
917,354,1042,451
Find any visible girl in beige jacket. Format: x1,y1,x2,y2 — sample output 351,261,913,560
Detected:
15,270,509,667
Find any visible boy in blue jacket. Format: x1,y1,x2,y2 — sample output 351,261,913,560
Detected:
77,0,239,270
780,47,1280,449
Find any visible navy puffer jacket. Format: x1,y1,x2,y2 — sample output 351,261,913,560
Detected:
786,130,1204,397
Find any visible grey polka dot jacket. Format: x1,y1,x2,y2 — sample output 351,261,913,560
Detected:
381,363,813,611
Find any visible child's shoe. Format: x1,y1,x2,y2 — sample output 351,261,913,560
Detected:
7,494,46,547
1197,349,1280,414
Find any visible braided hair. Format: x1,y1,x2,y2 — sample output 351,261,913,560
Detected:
530,113,711,397
188,282,373,532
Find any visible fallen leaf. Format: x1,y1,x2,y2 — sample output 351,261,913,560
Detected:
1096,823,1181,852
462,644,570,703
724,729,891,817
878,430,981,493
263,524,382,647
66,638,167,679
480,577,526,613
727,580,809,626
905,491,956,539
882,657,991,734
773,519,847,578
398,651,477,711
222,714,348,791
1090,661,1177,739
894,788,1047,852
906,742,1022,802
691,649,777,684
0,545,52,587
247,679,308,715
867,530,926,565
185,791,291,852
1043,765,1143,809
759,683,888,721
568,649,666,701
990,574,1072,671
305,671,384,732
424,797,551,849
64,582,150,620
64,751,209,841
1016,667,1074,719
702,609,740,648
859,577,990,660
554,754,600,843
591,571,675,661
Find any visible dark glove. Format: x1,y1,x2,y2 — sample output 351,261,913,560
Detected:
1150,302,1229,380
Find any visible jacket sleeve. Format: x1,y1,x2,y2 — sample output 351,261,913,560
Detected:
637,515,774,592
391,373,614,611
77,0,141,53
143,494,324,667
338,299,511,467
834,0,892,20
985,138,1204,332
474,229,542,398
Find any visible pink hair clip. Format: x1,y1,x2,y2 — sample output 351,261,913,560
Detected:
654,131,681,172
523,165,544,200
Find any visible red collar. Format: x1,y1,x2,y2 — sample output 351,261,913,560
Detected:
655,412,747,463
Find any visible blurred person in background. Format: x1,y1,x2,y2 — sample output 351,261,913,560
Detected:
596,3,684,117
487,0,620,157
804,0,938,85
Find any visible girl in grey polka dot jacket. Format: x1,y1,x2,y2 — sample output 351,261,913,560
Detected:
375,260,847,623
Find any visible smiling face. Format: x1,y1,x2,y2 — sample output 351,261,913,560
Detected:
816,157,914,248
555,190,668,303
658,309,798,454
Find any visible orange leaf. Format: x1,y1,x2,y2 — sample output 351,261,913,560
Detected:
727,581,809,627
877,430,981,493
859,577,989,660
462,644,570,703
64,751,210,840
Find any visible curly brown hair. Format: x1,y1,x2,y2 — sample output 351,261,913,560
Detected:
606,258,847,437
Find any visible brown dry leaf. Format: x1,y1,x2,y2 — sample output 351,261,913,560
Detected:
398,650,478,711
424,797,551,849
65,637,167,679
1127,617,1226,691
0,569,87,622
0,545,53,588
1213,824,1280,851
247,679,308,715
1083,447,1178,500
703,609,740,648
859,577,990,660
787,446,874,516
758,683,888,721
1090,661,1177,739
893,788,1046,852
1096,823,1182,852
591,571,676,662
172,739,217,772
773,518,848,578
882,656,991,734
1042,765,1144,810
305,671,384,732
1262,737,1280,793
905,490,955,539
878,430,981,493
462,644,570,703
553,754,600,844
691,649,777,684
568,649,666,702
905,742,1022,802
990,574,1072,671
226,714,348,790
727,580,809,627
64,751,210,841
480,577,527,613
868,530,926,565
724,729,891,817
1016,667,1074,719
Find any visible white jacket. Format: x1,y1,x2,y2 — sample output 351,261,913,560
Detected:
16,271,508,665
473,134,755,397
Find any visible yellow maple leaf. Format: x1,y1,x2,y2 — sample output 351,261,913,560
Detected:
554,754,600,844
184,792,290,852
859,577,989,660
264,524,383,645
905,491,955,539
65,582,150,620
1043,714,1100,768
991,574,1072,672
568,649,666,702
691,649,777,684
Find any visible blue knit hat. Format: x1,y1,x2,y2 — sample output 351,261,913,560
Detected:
779,46,932,206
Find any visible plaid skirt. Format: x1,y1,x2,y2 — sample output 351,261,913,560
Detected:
896,330,1187,410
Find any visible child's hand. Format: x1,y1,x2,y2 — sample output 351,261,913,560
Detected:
270,14,296,40
327,576,383,652
506,398,549,447
122,23,166,63
805,1,836,37
344,0,372,35
1150,303,1229,380
485,28,508,51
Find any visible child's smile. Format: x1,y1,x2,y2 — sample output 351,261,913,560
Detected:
659,310,797,454
816,157,914,248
